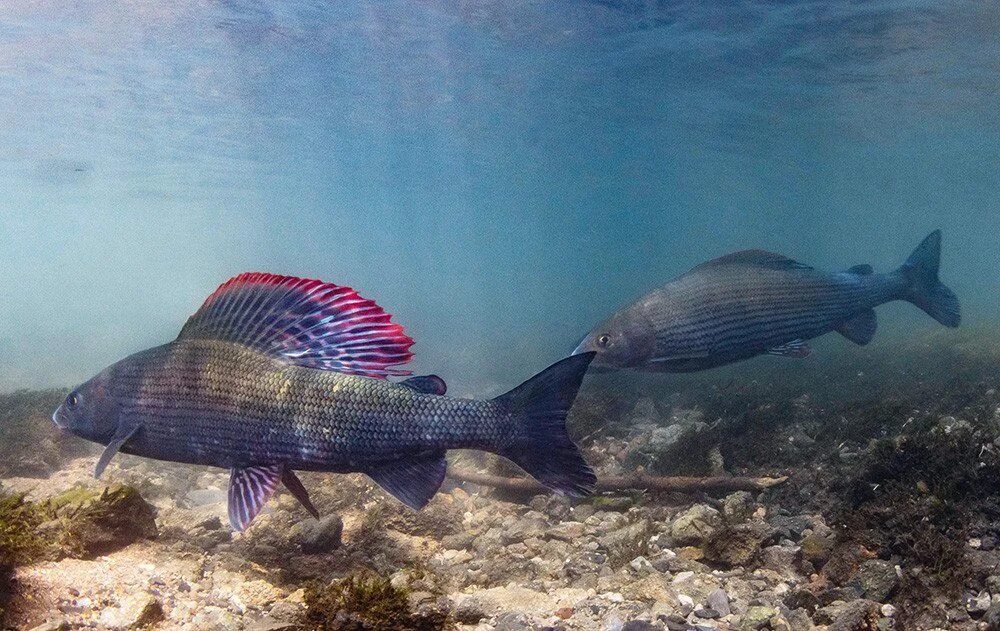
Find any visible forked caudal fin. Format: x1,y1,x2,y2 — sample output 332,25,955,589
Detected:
899,230,961,328
492,353,597,497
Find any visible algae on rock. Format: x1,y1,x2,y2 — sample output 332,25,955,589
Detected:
44,484,158,559
304,573,449,630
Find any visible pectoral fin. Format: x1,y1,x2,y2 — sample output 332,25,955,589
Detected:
94,423,140,479
365,451,447,510
768,339,812,358
228,464,283,531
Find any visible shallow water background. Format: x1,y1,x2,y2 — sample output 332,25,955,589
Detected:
0,0,997,391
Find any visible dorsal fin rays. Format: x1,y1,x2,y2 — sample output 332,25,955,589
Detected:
179,273,414,378
694,249,812,272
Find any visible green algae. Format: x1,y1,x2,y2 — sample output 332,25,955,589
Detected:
304,573,449,630
42,484,158,559
0,491,45,570
0,490,46,623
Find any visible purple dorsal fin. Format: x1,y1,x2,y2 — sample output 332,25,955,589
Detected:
178,273,414,378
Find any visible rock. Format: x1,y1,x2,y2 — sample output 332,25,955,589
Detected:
623,621,663,630
703,523,772,567
965,590,991,614
452,586,555,619
984,602,1000,628
800,532,835,565
548,521,586,542
229,578,284,612
662,614,691,630
721,491,756,523
670,505,722,546
849,559,898,602
555,606,574,619
706,588,731,616
649,425,685,450
494,611,530,631
769,514,816,541
741,605,778,629
621,574,679,605
630,555,655,573
53,485,158,558
759,544,799,577
27,621,70,631
452,595,487,623
599,519,651,563
502,516,547,544
97,593,164,629
268,598,305,623
440,531,474,550
827,599,880,631
293,515,343,554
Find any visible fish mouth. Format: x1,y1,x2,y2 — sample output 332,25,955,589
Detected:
571,335,593,356
51,404,66,429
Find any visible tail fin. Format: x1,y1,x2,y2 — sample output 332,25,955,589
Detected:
899,230,961,328
492,353,597,496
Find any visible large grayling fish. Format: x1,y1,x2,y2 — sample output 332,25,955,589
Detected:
574,231,960,372
53,273,596,530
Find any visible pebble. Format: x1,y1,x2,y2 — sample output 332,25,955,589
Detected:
706,588,731,616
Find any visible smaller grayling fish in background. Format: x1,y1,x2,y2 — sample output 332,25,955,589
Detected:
574,231,960,372
53,273,596,531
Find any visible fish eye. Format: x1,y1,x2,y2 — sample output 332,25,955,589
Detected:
596,334,611,348
66,392,81,409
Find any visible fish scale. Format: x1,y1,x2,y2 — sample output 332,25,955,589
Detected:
576,232,960,373
54,272,598,531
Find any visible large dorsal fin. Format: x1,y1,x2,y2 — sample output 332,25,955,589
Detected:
178,273,414,378
693,249,812,272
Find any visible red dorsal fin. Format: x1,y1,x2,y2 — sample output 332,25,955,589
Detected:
178,273,414,378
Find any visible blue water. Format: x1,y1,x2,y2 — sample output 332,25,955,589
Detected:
1,1,997,391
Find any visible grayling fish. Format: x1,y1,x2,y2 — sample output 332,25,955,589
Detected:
53,273,596,530
574,231,960,372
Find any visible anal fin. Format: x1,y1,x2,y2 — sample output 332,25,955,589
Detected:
767,339,812,358
365,451,447,510
837,309,878,345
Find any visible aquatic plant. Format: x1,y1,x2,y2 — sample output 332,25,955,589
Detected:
0,490,44,569
0,490,45,622
835,424,1000,625
304,573,449,630
42,484,158,559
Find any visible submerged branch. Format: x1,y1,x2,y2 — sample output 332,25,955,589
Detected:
448,469,788,494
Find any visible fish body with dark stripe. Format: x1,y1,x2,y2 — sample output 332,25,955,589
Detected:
85,340,514,470
53,273,597,531
574,231,960,372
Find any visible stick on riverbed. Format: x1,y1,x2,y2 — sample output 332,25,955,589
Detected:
448,469,788,494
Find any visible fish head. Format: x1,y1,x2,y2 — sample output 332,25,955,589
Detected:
52,366,122,443
573,310,655,369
